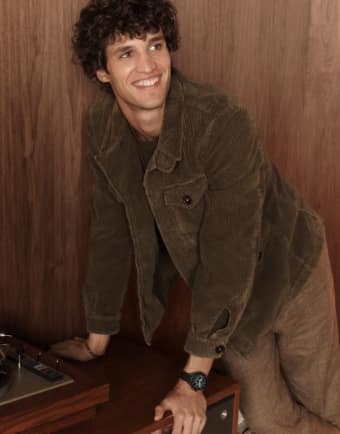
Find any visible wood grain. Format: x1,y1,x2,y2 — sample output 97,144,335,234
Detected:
0,0,339,352
172,0,340,332
55,335,240,434
0,0,96,345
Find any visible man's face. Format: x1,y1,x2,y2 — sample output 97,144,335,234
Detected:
96,31,171,116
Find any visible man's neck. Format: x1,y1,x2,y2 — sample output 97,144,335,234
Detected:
121,105,165,142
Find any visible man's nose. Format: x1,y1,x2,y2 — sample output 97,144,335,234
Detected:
136,51,156,73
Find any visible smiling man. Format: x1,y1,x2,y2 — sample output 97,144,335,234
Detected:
52,1,340,433
96,31,172,137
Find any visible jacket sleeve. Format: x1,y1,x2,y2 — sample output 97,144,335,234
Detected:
83,145,133,335
184,107,265,358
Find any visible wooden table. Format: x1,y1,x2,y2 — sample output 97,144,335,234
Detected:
56,336,240,434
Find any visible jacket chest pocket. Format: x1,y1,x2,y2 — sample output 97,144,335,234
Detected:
163,175,208,237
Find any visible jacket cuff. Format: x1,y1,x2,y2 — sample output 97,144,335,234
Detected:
184,332,227,359
86,316,120,335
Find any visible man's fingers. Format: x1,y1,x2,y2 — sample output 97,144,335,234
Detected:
182,413,194,434
172,412,185,434
154,404,166,421
50,340,71,354
198,414,207,433
154,392,207,434
50,339,93,361
193,413,206,434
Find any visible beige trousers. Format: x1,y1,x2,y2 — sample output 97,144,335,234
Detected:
222,243,340,434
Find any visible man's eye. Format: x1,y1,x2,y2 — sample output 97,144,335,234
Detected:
150,43,163,51
120,51,132,59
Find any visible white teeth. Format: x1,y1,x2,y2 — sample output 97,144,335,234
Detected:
134,77,160,87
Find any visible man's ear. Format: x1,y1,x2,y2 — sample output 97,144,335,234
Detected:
96,69,110,83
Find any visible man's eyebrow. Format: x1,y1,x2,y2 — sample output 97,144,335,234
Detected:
111,34,165,55
147,35,165,44
113,44,134,55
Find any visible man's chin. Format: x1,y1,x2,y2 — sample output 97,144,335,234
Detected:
131,98,166,112
117,93,167,114
140,102,166,111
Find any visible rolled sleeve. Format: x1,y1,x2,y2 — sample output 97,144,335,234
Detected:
83,156,133,335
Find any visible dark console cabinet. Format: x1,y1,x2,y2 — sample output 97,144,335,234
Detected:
57,336,240,434
204,395,235,434
0,336,239,434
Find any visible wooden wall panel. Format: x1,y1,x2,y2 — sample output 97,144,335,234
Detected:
0,0,97,345
173,0,340,330
300,0,340,315
0,0,339,351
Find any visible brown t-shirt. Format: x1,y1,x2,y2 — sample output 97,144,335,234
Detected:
133,134,179,291
134,136,158,171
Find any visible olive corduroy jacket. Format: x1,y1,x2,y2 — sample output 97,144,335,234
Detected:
83,69,324,358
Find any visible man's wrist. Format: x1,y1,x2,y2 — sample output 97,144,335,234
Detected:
87,333,110,356
176,377,201,394
179,371,208,392
84,340,104,358
178,354,213,392
183,354,214,376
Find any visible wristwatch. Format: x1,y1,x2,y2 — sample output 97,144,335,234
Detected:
179,371,208,391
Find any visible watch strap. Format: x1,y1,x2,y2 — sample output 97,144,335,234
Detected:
179,370,208,391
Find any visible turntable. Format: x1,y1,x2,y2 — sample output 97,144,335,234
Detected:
0,339,73,407
0,334,109,434
0,343,11,396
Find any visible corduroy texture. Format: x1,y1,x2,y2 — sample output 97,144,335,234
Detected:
83,69,324,357
221,241,340,433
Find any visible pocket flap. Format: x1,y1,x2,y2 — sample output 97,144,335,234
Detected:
164,176,208,209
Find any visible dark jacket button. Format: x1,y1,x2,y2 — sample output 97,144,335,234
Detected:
183,195,192,205
215,345,225,354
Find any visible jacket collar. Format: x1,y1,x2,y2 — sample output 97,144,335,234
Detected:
150,69,185,173
95,68,185,175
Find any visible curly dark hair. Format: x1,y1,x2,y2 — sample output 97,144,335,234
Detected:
72,0,180,91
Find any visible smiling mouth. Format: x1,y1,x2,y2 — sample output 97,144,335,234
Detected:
133,76,161,88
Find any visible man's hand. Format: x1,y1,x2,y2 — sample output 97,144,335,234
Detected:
153,380,207,434
50,333,110,362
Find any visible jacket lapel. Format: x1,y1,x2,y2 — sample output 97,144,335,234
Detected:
148,69,185,174
90,69,188,337
93,99,164,336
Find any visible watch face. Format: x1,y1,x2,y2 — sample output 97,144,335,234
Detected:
192,373,207,391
